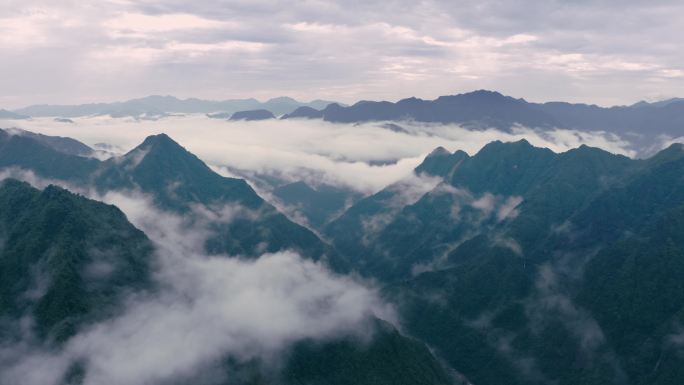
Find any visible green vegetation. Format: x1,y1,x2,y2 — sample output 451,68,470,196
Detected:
326,139,684,384
0,179,153,343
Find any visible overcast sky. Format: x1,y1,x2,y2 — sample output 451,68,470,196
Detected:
1,0,683,108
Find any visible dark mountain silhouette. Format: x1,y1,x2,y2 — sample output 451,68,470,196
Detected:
276,90,684,154
13,95,338,118
229,109,276,121
1,128,92,156
0,128,99,182
317,91,560,129
281,106,326,119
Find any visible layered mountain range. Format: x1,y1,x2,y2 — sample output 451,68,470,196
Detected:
5,90,681,156
1,125,683,384
284,90,684,137
284,90,683,155
8,95,337,119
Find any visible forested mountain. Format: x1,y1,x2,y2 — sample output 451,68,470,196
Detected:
2,125,683,384
0,130,333,264
323,139,684,384
0,179,153,343
0,180,457,385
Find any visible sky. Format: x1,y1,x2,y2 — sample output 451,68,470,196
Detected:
1,0,683,108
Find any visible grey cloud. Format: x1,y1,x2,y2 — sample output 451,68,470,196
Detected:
1,1,683,107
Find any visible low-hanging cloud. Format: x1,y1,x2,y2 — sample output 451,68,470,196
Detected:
4,114,637,194
0,175,395,385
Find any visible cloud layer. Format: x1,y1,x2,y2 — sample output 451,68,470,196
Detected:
1,1,683,107
5,115,636,193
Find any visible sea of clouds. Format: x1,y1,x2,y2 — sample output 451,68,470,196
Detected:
2,114,638,194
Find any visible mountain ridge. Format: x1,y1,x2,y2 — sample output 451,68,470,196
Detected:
11,95,340,118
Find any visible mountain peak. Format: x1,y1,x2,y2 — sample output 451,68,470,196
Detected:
281,106,324,119
465,89,504,97
138,95,180,102
266,96,298,104
123,133,190,164
474,138,549,161
230,109,275,121
436,89,507,102
415,147,470,177
138,133,179,149
0,178,32,192
427,146,451,157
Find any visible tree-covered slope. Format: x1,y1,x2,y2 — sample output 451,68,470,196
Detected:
0,130,334,265
93,134,332,262
0,129,99,182
0,179,455,385
282,321,459,385
0,179,153,343
326,139,636,281
363,142,684,385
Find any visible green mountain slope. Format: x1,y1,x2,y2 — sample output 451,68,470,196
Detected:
326,140,684,384
282,321,459,385
0,179,153,343
93,134,332,263
0,131,334,265
0,179,455,385
0,129,98,182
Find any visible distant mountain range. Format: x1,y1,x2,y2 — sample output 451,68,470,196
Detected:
9,95,338,118
5,91,683,156
281,90,684,153
282,90,683,136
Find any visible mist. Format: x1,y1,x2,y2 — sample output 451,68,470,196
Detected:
2,115,637,194
0,175,395,385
